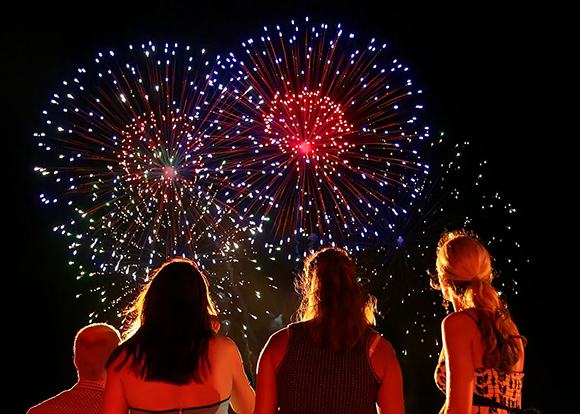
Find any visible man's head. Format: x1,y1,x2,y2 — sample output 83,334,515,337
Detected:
73,323,121,381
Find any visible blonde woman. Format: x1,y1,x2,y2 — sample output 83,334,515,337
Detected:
254,247,404,414
431,230,528,414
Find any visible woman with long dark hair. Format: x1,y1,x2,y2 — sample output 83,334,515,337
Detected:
102,257,255,414
254,247,405,414
430,230,527,414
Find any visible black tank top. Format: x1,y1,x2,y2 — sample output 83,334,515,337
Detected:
276,322,381,414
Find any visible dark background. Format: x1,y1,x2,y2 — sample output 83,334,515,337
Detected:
4,1,566,412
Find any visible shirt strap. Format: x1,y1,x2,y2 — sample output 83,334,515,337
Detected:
369,333,381,357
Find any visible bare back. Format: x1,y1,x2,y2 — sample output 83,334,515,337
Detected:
463,309,525,373
102,335,254,414
436,310,525,414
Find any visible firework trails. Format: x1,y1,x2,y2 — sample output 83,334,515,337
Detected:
34,20,525,370
214,19,431,242
35,41,258,318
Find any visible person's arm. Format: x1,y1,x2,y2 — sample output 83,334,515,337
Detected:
254,328,289,414
374,338,405,414
226,337,255,414
101,355,129,414
441,312,476,414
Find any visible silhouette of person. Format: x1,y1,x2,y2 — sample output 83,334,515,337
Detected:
27,323,121,414
102,257,255,414
254,247,405,414
430,230,527,413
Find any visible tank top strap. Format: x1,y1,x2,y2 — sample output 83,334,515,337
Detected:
368,332,381,357
461,310,480,326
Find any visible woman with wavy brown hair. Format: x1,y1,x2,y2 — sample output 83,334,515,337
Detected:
431,230,528,414
102,257,255,414
254,247,405,414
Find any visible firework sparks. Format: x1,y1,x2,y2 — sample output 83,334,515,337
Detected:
34,41,252,319
215,18,431,241
32,23,527,376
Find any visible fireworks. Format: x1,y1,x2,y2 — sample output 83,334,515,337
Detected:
33,20,527,370
34,41,254,320
215,18,431,242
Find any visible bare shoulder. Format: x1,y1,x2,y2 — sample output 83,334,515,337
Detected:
369,333,402,383
373,336,397,363
209,335,246,370
212,334,240,354
266,326,290,350
107,347,132,372
441,311,481,343
258,326,290,369
375,336,400,368
372,334,396,356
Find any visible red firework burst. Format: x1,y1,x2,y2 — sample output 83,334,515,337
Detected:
216,18,431,240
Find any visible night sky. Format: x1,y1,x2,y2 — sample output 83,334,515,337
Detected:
5,1,566,413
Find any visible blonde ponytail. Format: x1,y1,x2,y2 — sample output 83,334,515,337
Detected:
435,230,526,372
469,276,526,371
